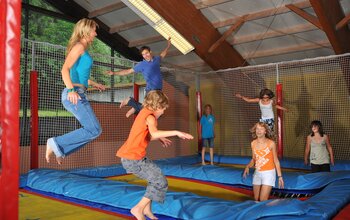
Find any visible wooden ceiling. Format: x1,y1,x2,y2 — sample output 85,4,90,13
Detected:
43,0,350,72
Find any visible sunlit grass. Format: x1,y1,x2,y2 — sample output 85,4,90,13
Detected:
19,109,73,117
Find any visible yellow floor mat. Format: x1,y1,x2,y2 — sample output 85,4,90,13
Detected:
108,174,253,202
19,190,131,220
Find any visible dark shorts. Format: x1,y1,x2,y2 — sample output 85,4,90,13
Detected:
202,138,214,148
311,163,330,172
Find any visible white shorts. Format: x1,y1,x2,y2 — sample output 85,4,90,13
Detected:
252,169,276,187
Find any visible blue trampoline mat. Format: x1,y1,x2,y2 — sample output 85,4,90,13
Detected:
21,155,350,220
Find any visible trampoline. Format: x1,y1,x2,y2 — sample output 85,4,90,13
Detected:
2,1,350,219
20,155,350,220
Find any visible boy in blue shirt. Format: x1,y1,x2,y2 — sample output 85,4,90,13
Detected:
200,104,216,165
107,38,171,117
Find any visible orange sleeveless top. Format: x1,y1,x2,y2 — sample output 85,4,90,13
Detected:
252,139,275,171
116,108,156,160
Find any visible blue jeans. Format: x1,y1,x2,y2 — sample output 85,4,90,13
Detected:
126,89,160,115
50,87,102,157
127,97,143,114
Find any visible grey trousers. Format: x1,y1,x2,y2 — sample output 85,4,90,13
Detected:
121,157,168,203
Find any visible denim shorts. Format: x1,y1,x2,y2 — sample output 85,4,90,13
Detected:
202,138,214,148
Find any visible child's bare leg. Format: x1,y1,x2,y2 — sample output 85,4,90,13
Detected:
259,185,272,201
119,97,130,108
201,147,206,165
210,148,214,165
253,185,261,201
143,201,158,220
130,197,150,220
126,108,136,118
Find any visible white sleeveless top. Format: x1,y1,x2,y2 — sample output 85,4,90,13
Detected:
259,100,274,119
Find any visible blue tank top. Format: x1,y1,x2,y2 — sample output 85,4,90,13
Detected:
70,51,93,88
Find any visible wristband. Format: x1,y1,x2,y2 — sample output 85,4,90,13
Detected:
278,176,282,178
67,88,75,93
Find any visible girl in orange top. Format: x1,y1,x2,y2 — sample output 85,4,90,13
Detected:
243,122,284,201
117,90,193,220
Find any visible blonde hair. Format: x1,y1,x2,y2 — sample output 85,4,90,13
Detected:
250,122,275,140
66,18,98,54
143,90,169,111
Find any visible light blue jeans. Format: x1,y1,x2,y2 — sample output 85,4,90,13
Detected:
49,87,102,157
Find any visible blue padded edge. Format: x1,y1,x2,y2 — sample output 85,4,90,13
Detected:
204,154,350,171
24,168,350,220
21,187,176,220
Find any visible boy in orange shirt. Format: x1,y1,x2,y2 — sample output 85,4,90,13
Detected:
243,122,284,201
117,90,193,220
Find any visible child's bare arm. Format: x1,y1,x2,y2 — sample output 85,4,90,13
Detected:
325,135,335,165
235,93,259,103
243,157,255,178
304,136,311,165
146,115,193,140
271,142,284,189
276,104,288,111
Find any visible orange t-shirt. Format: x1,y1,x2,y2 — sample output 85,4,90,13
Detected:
116,108,156,160
252,139,275,171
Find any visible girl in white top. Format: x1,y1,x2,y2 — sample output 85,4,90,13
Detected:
235,88,288,132
304,120,334,172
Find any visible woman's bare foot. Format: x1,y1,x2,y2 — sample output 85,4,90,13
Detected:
131,206,146,220
46,138,63,165
56,157,63,165
45,143,54,163
119,97,130,108
126,108,136,118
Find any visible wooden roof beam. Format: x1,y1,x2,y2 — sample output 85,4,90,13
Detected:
230,23,317,45
104,0,235,34
128,36,164,47
285,4,322,30
165,49,183,57
108,0,309,34
243,39,331,59
194,0,232,9
336,13,350,30
208,15,246,53
309,0,350,95
213,0,311,29
109,19,145,33
88,2,125,18
145,0,246,70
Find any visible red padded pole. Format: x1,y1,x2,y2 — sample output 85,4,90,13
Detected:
196,91,202,153
30,71,39,169
0,0,21,219
276,84,283,159
133,83,139,103
133,83,139,120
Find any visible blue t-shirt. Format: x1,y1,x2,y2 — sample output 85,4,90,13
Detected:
133,56,162,92
200,114,215,138
70,51,93,88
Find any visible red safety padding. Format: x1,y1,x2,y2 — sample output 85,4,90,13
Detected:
0,0,21,219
